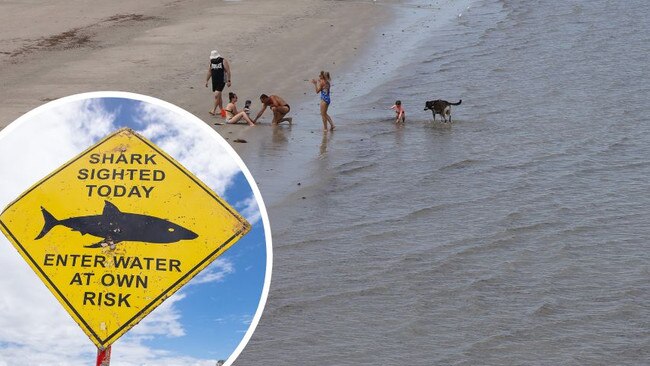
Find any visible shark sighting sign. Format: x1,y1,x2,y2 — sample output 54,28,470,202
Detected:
0,128,251,348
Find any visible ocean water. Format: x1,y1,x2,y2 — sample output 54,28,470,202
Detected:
237,0,650,365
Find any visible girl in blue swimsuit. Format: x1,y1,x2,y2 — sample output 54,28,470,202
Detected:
311,71,336,131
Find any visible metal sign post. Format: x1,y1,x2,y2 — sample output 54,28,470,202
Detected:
96,345,111,366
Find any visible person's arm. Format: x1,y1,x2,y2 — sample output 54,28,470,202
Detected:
205,63,211,87
254,104,267,123
397,108,405,121
311,79,322,93
224,59,232,87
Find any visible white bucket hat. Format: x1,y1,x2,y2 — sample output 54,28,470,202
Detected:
210,49,221,59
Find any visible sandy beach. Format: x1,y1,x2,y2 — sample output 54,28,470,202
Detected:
0,0,388,130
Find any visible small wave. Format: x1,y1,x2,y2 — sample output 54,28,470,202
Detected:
575,161,650,176
337,162,378,176
439,159,482,171
603,137,631,153
422,55,446,64
502,221,562,236
529,299,562,317
403,203,450,220
271,283,393,317
451,234,518,260
502,210,523,223
495,156,544,171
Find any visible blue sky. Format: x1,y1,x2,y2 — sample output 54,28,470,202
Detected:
0,94,270,365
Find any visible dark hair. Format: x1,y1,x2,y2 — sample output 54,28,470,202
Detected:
229,92,236,102
260,94,268,100
320,70,331,81
395,100,401,105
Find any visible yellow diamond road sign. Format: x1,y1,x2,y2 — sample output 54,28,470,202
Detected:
0,128,251,348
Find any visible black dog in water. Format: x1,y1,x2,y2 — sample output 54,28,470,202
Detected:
424,99,462,122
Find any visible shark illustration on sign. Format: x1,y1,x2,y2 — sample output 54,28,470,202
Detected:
35,200,198,249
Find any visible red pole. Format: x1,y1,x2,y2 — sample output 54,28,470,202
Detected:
96,345,111,366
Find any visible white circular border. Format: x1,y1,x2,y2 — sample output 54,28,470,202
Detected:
0,91,273,365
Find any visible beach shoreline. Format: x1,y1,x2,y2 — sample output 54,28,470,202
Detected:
0,0,397,212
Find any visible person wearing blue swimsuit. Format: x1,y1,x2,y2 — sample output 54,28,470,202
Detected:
311,71,335,131
320,85,331,105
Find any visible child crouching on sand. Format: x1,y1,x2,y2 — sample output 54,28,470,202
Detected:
391,100,405,123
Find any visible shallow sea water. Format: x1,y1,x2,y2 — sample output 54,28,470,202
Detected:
238,0,650,365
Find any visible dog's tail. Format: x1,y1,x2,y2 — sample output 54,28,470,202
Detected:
450,100,462,106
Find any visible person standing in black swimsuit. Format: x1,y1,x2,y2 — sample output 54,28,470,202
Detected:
205,49,231,117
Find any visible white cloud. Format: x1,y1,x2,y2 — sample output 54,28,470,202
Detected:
236,195,262,226
128,294,186,338
0,99,115,206
189,258,235,285
0,96,245,365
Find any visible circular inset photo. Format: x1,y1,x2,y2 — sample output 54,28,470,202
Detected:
0,92,272,365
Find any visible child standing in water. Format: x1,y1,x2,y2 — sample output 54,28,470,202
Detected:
391,100,406,123
311,71,336,131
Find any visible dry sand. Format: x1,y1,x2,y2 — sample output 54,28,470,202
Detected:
0,0,389,138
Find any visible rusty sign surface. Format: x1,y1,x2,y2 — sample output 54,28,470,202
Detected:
0,128,250,348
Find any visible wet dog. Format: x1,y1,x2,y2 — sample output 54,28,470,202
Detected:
424,99,462,122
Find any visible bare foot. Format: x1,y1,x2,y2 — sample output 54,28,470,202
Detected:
209,111,216,116
330,125,336,131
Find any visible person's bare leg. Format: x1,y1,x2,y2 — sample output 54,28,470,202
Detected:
271,108,281,125
216,91,223,113
241,112,256,126
272,106,291,125
325,107,335,130
322,102,334,130
209,92,219,115
280,116,293,124
227,114,242,124
320,102,328,131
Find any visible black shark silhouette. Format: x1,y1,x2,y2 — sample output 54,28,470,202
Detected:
35,200,198,248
